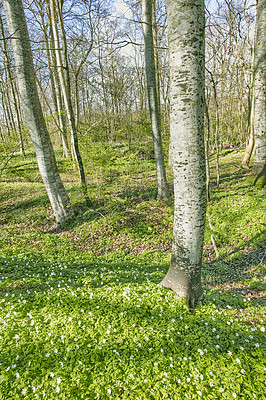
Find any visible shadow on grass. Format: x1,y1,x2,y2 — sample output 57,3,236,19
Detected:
0,252,265,400
203,236,265,275
2,160,42,183
205,230,265,270
119,183,174,202
202,234,265,307
0,194,49,225
0,255,166,295
64,183,174,232
1,246,264,309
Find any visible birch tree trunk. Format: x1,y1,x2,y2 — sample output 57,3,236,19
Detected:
142,0,168,201
252,0,266,180
2,0,74,227
160,0,206,309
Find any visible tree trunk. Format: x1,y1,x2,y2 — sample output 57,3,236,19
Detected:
207,68,220,186
49,0,90,205
73,41,93,128
242,86,255,169
2,0,74,227
204,96,211,202
252,0,266,178
142,0,168,201
161,0,206,310
242,5,257,170
49,31,69,158
152,0,161,118
0,14,25,156
3,82,16,133
44,0,69,157
98,47,112,138
0,84,11,136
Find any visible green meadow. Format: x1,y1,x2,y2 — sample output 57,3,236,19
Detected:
0,146,265,399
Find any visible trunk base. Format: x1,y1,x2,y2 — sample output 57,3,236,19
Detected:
241,161,251,170
253,164,266,187
157,192,168,201
160,273,203,310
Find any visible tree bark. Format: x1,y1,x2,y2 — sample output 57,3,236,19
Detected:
161,0,206,309
0,83,11,136
2,0,74,227
252,0,266,179
49,0,90,205
207,68,220,186
242,85,255,169
1,81,16,133
72,0,93,128
44,0,69,157
142,0,168,201
204,96,211,202
0,14,25,155
98,47,112,139
242,4,257,170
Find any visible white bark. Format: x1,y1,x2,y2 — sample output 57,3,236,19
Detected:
44,0,69,158
252,0,266,178
2,0,73,226
142,0,168,200
242,5,257,170
0,14,25,155
161,0,206,309
49,0,89,204
204,97,210,202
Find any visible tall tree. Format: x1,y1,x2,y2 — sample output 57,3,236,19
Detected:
0,13,25,155
2,0,74,227
43,0,69,158
252,0,266,182
161,0,206,309
142,0,168,200
49,0,90,204
241,0,257,169
207,68,220,186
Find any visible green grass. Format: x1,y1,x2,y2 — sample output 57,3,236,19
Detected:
0,146,265,399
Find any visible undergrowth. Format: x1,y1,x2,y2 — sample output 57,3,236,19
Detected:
0,146,265,399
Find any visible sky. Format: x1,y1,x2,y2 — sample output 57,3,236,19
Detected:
111,0,139,60
113,0,133,19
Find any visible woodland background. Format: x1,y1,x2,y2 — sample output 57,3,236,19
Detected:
0,1,265,399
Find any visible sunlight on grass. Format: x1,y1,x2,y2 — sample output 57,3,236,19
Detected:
0,255,265,399
0,149,265,399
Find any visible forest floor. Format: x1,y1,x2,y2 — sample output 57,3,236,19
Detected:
0,146,265,399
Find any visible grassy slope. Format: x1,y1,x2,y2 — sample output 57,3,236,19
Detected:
0,147,265,399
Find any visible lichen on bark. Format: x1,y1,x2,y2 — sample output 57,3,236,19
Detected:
161,0,206,309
